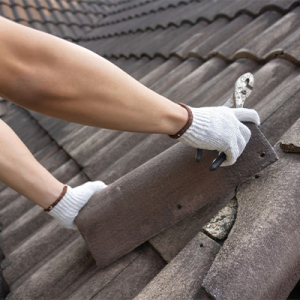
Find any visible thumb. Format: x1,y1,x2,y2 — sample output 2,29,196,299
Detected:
232,108,260,125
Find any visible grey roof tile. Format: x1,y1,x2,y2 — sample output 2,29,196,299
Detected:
151,57,202,94
191,14,254,59
163,57,228,102
0,3,14,19
252,63,300,123
83,131,149,179
279,117,300,152
149,190,235,262
57,23,77,39
0,188,23,211
260,82,300,145
0,196,34,229
217,10,282,60
173,18,228,58
44,21,62,36
39,7,56,22
130,56,165,80
44,0,60,10
22,5,40,21
68,129,122,166
139,56,182,87
275,25,300,63
7,236,95,299
87,244,165,300
202,121,300,300
2,221,77,286
134,232,220,300
0,161,80,254
76,124,277,268
244,58,297,110
185,59,260,107
63,245,146,299
234,6,300,61
21,0,36,8
11,4,28,21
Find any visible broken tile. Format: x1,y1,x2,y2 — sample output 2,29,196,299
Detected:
202,122,300,300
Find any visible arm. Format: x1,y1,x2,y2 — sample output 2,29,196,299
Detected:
0,16,188,135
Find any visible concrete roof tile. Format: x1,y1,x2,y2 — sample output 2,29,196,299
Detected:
173,18,227,58
217,10,282,60
0,188,23,211
2,221,78,286
260,85,300,145
163,57,228,102
88,244,165,300
139,56,182,87
0,3,14,19
234,6,300,61
202,120,300,300
76,123,277,268
7,236,95,299
151,57,202,94
149,190,235,262
280,117,300,152
276,26,300,63
63,246,144,299
134,232,220,300
11,4,28,22
0,195,35,229
69,129,122,166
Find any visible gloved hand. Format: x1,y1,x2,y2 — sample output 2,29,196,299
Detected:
176,105,260,166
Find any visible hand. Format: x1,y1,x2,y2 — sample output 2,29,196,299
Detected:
178,106,260,166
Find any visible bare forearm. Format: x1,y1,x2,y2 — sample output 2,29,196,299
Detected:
0,119,64,208
0,17,187,134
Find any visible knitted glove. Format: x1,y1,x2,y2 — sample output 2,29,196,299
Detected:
172,104,260,167
46,181,107,230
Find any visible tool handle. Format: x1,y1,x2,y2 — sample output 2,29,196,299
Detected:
209,152,226,171
195,148,203,162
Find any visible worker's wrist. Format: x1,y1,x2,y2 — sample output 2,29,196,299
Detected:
164,102,189,136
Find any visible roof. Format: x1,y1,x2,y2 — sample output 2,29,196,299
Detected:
1,0,300,299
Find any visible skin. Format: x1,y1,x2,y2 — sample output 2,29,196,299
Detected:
0,16,188,208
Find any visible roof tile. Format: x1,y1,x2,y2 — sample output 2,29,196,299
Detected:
235,6,300,61
0,3,14,19
148,190,235,262
134,232,220,300
2,221,78,286
76,123,277,268
202,122,300,299
39,7,56,22
173,18,228,58
33,0,48,10
280,116,300,152
11,4,28,21
26,6,42,22
217,10,282,60
190,14,254,59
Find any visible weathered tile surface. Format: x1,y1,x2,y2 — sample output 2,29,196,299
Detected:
1,0,300,299
134,232,220,300
202,121,300,300
76,124,277,268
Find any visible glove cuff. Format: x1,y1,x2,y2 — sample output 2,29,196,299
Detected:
168,102,193,139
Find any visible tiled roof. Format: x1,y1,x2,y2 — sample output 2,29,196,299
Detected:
0,0,144,41
1,0,300,299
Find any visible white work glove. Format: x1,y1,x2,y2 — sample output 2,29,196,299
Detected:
178,105,260,166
